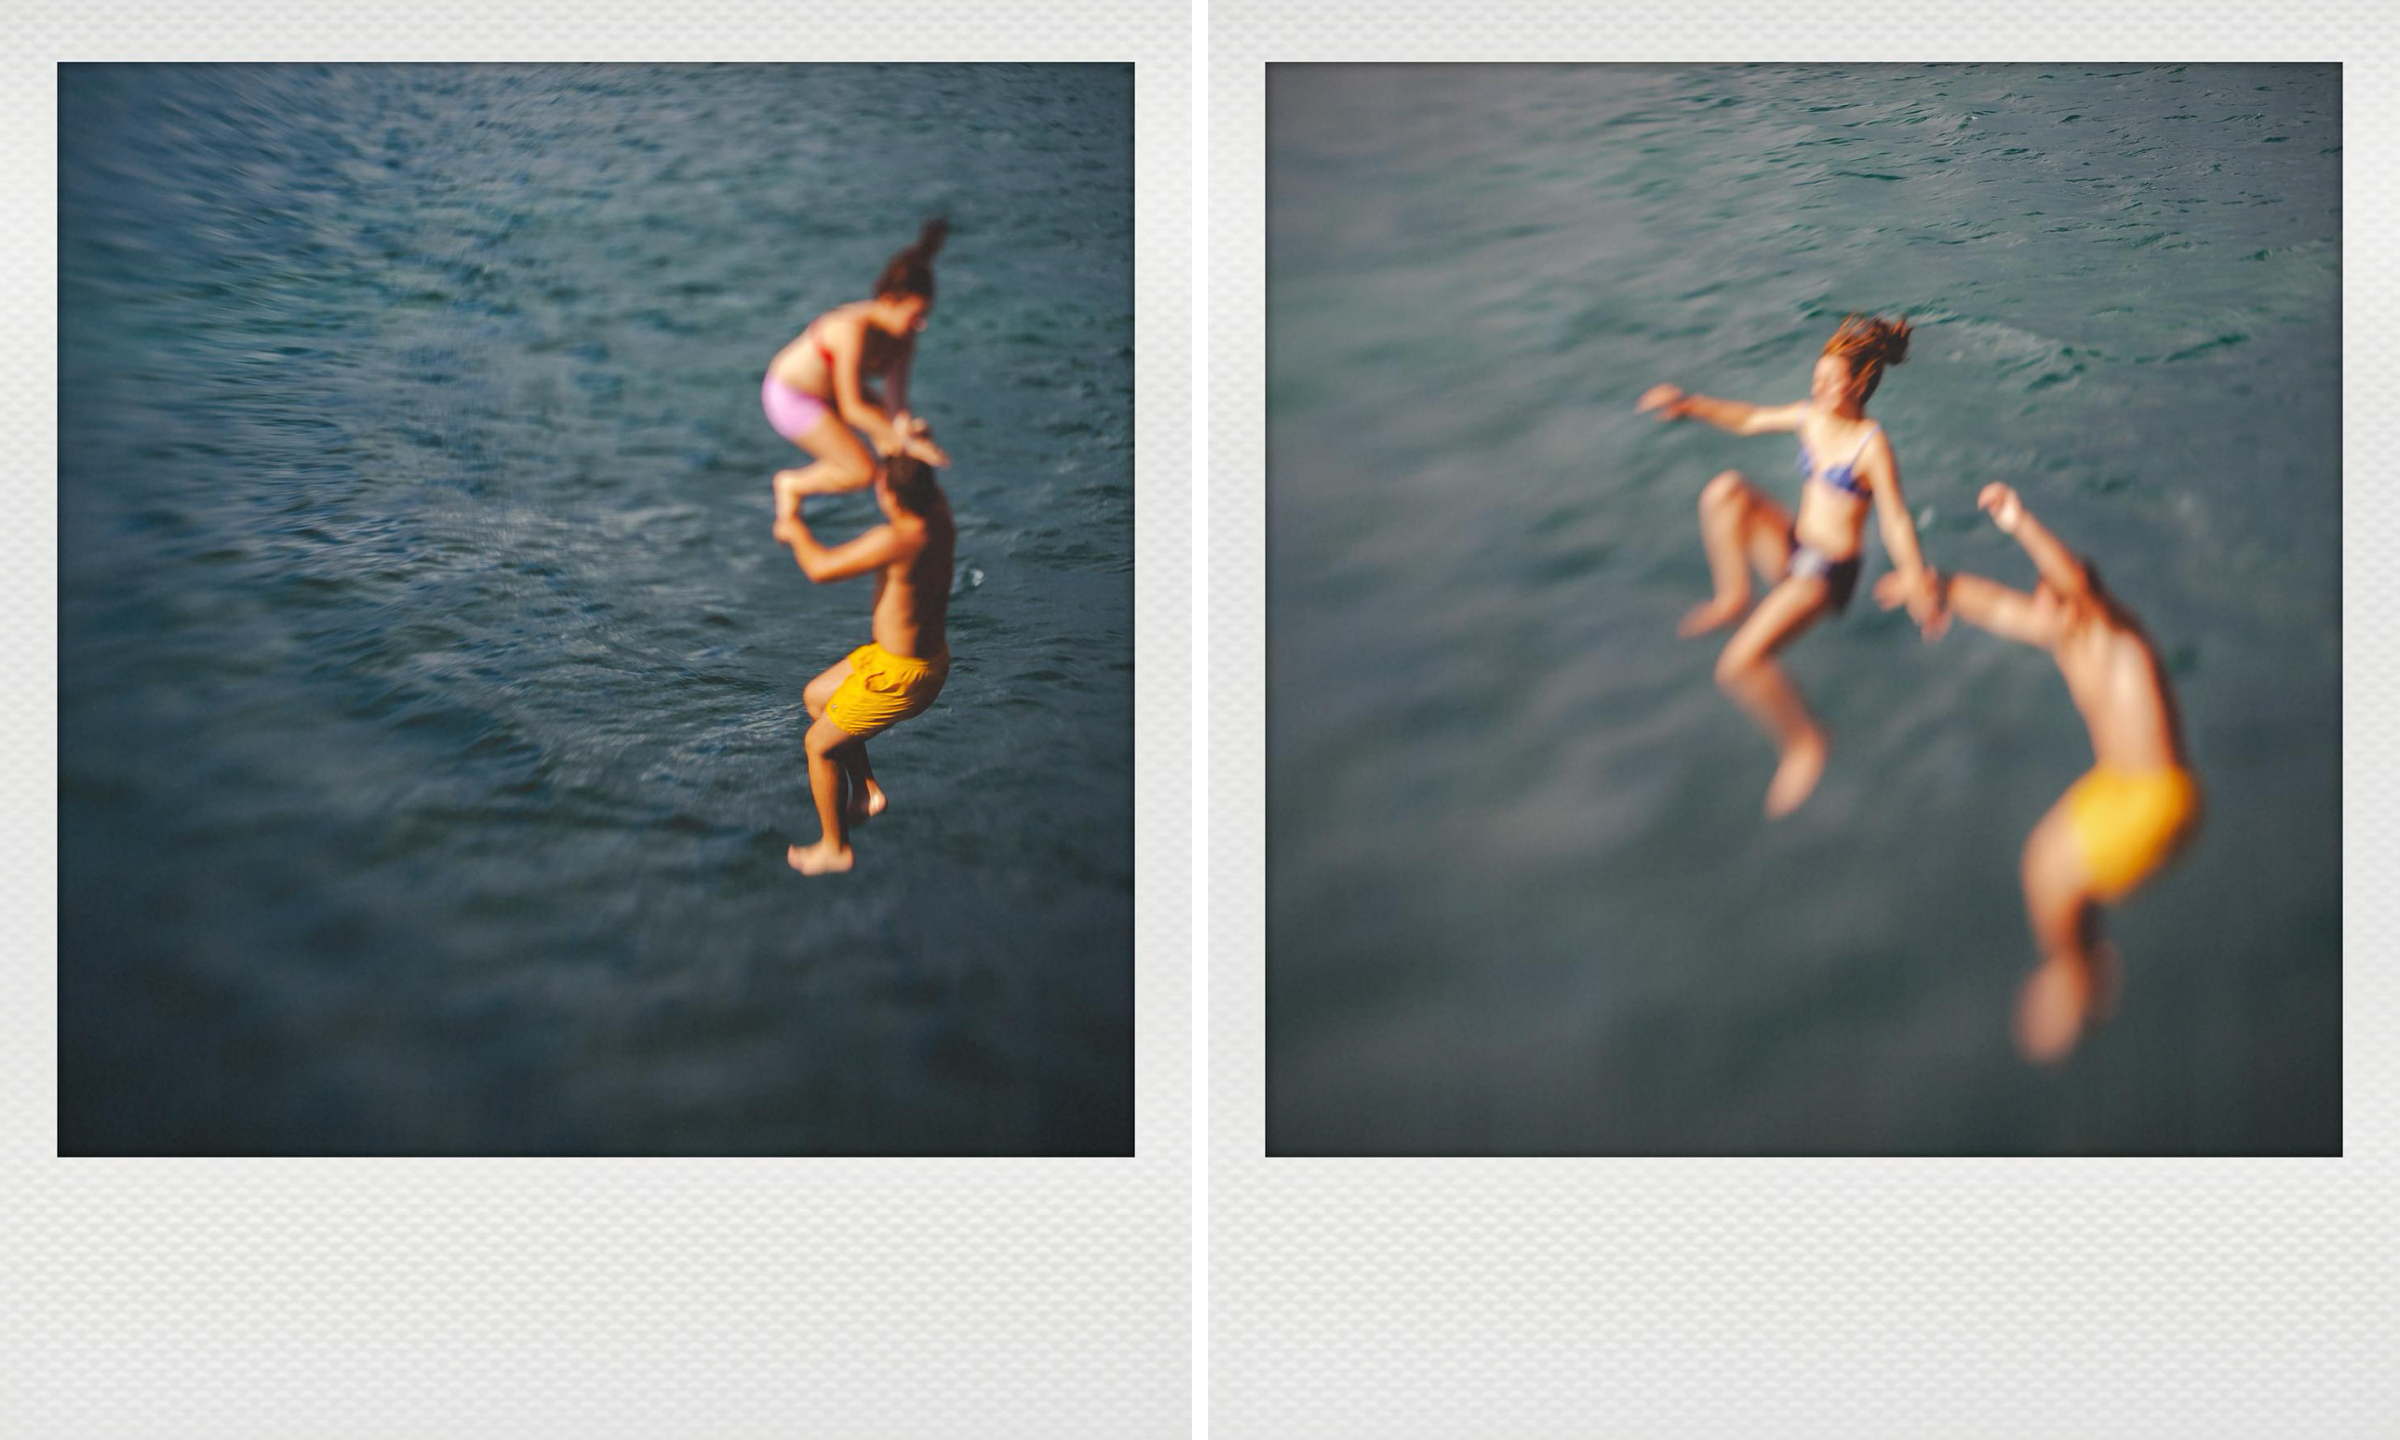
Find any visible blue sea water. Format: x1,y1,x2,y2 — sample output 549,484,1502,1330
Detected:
1267,63,2341,1154
60,63,1134,1155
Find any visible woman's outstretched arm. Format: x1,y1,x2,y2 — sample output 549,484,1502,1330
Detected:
1637,383,1808,436
1860,434,1946,635
821,317,912,456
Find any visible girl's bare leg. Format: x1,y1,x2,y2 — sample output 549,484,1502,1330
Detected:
2014,798,2109,1063
1713,575,1832,816
772,413,879,528
1681,470,1796,636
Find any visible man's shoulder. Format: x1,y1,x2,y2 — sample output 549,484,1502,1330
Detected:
888,512,944,549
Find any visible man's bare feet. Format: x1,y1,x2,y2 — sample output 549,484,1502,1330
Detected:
787,840,855,876
846,779,888,824
2014,959,2090,1065
1678,594,1750,638
1763,731,1829,818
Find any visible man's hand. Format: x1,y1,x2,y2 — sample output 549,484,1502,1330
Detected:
1978,482,2025,535
1636,383,1687,420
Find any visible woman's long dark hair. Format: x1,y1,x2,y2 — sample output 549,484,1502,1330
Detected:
874,217,949,300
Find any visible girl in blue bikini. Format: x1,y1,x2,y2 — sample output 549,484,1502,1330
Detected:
1638,314,1942,817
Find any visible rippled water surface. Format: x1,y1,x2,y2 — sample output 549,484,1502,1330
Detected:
1268,63,2339,1154
61,63,1133,1154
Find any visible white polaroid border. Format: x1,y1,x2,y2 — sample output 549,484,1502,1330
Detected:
1212,14,2393,1440
8,9,1189,1439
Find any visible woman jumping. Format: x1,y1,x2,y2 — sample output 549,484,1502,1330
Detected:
1638,314,1943,817
763,217,953,521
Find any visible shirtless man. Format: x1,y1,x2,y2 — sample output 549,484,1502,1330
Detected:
773,453,955,876
1877,483,2202,1063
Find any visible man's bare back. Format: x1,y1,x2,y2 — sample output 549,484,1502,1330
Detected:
2050,598,2186,774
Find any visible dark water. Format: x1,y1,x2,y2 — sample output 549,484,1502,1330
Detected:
1267,64,2340,1154
59,64,1133,1155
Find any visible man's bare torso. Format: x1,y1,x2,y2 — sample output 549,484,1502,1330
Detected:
872,492,954,659
2054,603,2186,772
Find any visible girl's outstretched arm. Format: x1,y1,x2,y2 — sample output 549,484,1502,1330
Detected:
822,317,911,456
1864,436,1944,635
879,338,949,467
1637,383,1807,436
885,334,915,420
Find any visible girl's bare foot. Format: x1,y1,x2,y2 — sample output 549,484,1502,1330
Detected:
1763,731,1829,818
846,779,888,824
787,841,855,876
1679,594,1750,637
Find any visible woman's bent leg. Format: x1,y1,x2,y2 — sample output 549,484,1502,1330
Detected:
1681,470,1795,636
1713,576,1832,816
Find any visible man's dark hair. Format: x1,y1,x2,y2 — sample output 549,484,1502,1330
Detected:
882,454,939,515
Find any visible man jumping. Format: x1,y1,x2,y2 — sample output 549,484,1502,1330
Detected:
773,452,956,876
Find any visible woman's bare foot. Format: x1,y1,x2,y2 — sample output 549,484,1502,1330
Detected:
787,841,855,876
846,779,888,824
2014,959,2091,1064
1678,594,1750,637
1763,731,1829,818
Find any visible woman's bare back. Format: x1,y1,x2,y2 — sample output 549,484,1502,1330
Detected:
770,303,906,397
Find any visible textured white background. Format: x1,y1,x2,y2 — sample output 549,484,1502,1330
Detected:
1213,14,2394,1440
8,6,1191,1438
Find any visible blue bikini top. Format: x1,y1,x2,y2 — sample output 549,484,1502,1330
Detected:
1798,417,1879,499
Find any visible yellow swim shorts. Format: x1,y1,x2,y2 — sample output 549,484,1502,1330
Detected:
2066,765,2202,901
824,642,950,739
